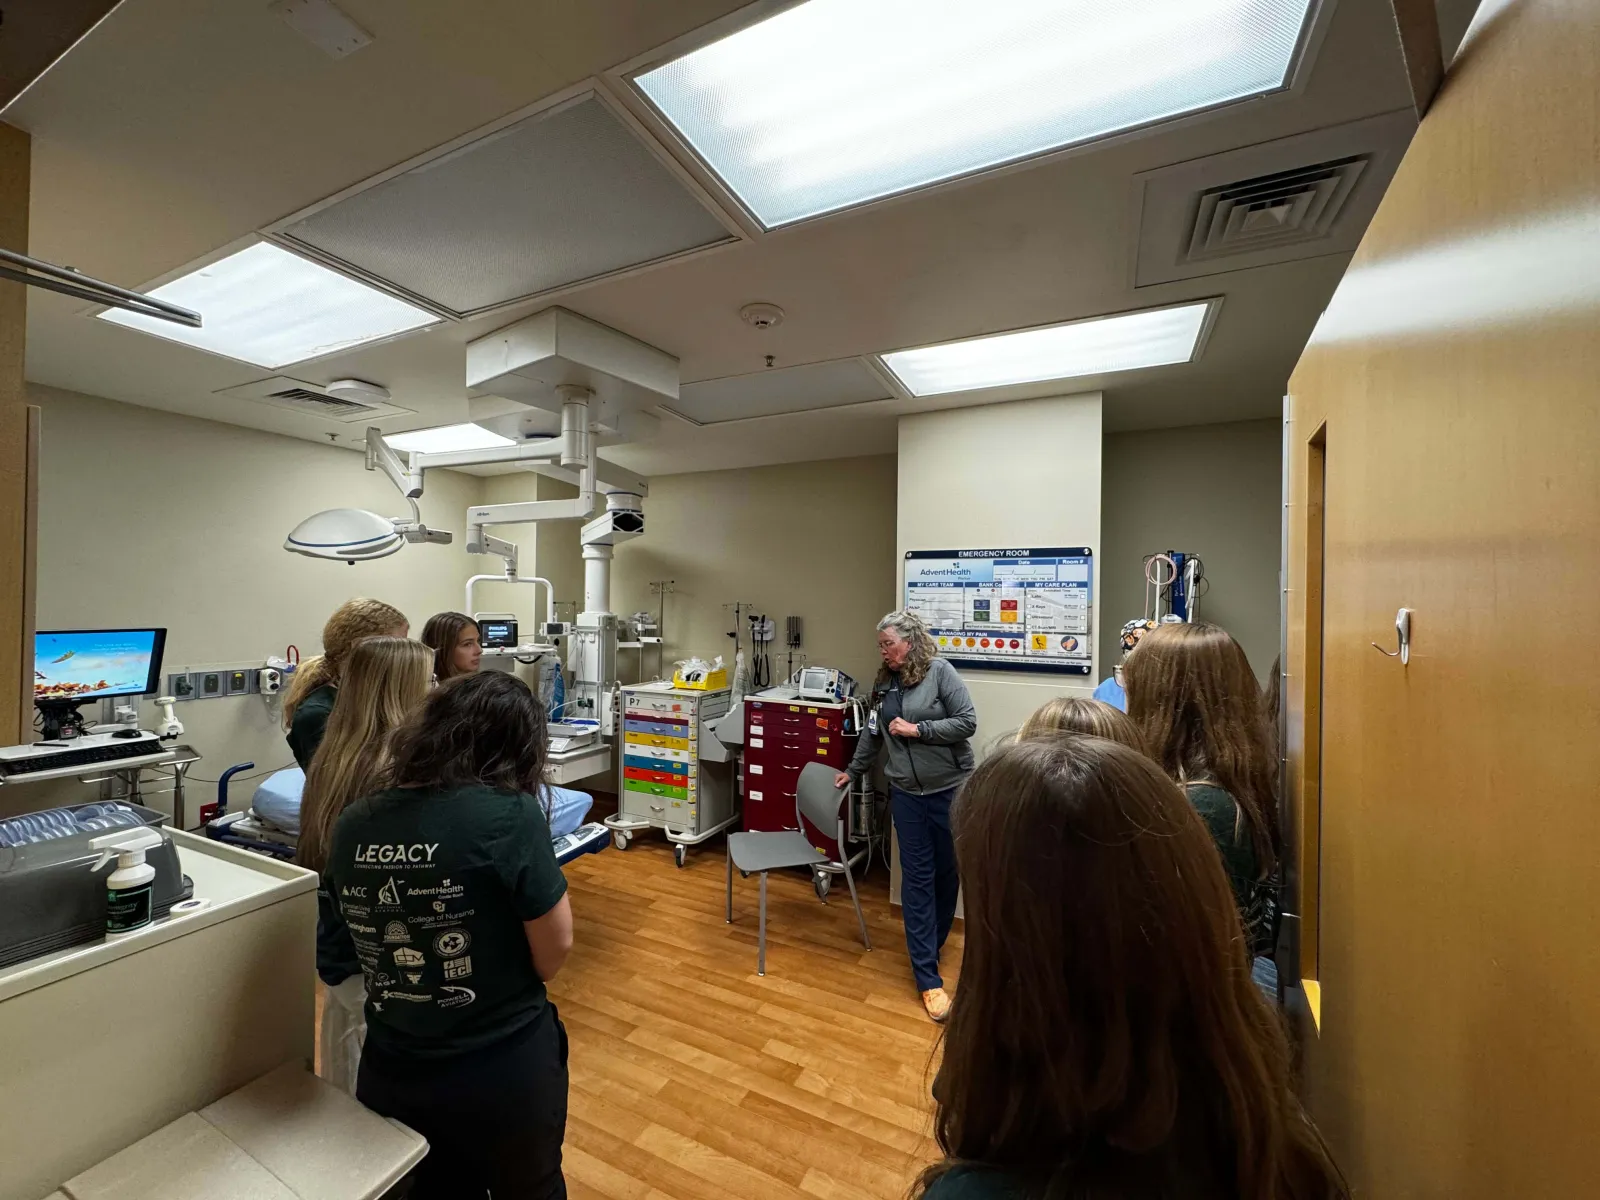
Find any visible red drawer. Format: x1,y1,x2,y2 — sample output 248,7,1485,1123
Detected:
742,783,798,833
625,767,682,787
745,738,855,771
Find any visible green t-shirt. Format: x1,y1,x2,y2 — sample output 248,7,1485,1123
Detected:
923,1168,1024,1199
324,784,568,1059
286,683,337,771
1185,783,1275,954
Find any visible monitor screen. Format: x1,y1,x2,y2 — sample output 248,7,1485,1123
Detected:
479,620,517,648
34,628,166,705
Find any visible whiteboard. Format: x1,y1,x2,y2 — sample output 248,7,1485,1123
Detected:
903,547,1093,675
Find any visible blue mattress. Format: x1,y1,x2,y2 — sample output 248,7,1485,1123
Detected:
249,769,594,838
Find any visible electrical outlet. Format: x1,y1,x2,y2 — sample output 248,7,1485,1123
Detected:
225,669,254,696
195,670,225,700
168,673,196,700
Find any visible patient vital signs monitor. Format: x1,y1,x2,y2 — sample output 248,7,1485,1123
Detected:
904,548,1093,674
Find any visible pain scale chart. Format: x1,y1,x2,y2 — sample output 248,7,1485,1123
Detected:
903,547,1093,674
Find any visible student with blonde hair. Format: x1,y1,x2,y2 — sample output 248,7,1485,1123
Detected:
297,635,433,1093
1017,696,1146,753
284,598,409,770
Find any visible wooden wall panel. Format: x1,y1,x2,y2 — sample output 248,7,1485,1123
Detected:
0,123,29,745
1285,1,1600,1194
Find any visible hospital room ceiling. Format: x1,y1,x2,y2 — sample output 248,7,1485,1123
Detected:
7,0,1427,476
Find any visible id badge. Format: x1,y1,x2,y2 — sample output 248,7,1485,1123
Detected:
867,707,880,735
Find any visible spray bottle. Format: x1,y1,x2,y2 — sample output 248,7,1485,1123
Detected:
89,828,165,936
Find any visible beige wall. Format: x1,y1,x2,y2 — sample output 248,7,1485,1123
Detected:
516,455,900,694
26,385,483,823
897,393,1103,754
1100,418,1282,679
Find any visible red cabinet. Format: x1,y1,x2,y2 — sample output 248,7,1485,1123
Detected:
742,695,857,839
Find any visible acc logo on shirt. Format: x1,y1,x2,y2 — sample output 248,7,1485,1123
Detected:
434,929,470,958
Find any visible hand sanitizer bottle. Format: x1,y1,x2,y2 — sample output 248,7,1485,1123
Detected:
89,828,165,935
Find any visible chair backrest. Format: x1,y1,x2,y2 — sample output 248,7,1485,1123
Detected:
795,761,847,839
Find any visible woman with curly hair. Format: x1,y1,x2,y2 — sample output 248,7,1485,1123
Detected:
838,609,977,1023
282,598,409,770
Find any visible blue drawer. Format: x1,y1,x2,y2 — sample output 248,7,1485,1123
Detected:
624,717,689,738
624,753,688,775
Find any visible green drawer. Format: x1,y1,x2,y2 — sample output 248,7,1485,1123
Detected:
624,779,689,802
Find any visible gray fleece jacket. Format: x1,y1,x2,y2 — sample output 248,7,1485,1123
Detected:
847,657,977,796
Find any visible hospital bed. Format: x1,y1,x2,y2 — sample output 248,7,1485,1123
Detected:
204,764,610,867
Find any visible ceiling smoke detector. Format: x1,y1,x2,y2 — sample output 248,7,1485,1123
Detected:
740,303,785,330
325,378,391,405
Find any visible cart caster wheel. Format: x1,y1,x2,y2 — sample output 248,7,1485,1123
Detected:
674,844,688,869
813,872,832,901
612,831,630,852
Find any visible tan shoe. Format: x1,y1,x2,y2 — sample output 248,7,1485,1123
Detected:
921,987,951,1023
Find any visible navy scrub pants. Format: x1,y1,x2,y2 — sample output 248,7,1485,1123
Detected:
891,784,960,992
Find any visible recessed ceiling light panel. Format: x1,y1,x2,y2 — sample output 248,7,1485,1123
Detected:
879,301,1217,397
636,0,1317,228
98,241,439,369
385,423,517,455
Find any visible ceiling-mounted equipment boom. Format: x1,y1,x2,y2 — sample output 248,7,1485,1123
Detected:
0,247,201,328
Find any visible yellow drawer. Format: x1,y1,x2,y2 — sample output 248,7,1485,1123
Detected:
624,731,691,753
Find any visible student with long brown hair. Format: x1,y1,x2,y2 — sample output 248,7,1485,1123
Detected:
917,736,1346,1200
1123,621,1281,958
324,671,574,1199
297,635,433,1093
1017,696,1145,753
283,598,409,770
421,611,482,682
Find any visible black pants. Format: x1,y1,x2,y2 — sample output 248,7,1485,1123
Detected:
357,1005,569,1200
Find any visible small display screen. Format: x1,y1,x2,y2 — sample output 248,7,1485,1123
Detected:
34,629,167,703
480,620,517,648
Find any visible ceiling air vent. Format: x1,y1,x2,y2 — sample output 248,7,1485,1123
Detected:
213,375,414,422
1185,155,1368,262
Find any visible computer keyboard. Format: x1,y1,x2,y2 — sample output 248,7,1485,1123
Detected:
0,738,165,777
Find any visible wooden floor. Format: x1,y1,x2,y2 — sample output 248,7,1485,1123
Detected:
552,833,961,1200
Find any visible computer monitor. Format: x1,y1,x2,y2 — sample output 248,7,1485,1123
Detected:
34,628,167,705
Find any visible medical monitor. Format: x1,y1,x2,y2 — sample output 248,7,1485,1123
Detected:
34,628,167,704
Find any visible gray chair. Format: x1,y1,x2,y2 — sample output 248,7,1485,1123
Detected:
725,761,872,976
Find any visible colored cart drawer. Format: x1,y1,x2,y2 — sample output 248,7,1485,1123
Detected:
625,767,690,787
625,744,693,767
624,779,690,802
624,732,691,752
624,717,689,738
626,693,692,718
624,753,688,775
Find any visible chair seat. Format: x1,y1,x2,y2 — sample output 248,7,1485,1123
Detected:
728,830,827,873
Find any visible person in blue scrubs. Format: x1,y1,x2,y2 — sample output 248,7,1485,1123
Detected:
1091,618,1157,711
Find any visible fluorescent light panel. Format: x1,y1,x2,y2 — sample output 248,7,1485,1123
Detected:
99,241,439,368
880,302,1214,397
385,423,516,455
636,0,1315,228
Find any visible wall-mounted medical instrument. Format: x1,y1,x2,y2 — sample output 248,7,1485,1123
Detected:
478,617,519,649
1143,551,1207,623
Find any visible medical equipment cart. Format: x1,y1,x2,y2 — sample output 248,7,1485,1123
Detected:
607,681,735,868
741,692,862,898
